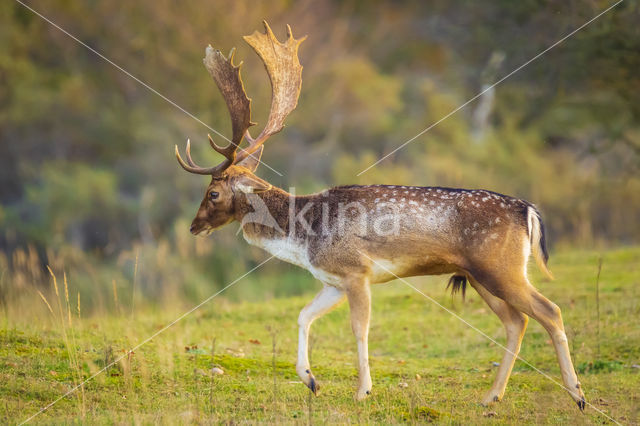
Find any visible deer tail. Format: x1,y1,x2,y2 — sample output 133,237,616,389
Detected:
527,205,554,280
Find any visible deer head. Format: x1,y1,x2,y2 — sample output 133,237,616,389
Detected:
175,22,305,235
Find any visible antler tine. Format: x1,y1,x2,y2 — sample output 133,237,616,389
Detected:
235,21,306,164
175,139,231,175
208,134,236,163
185,139,198,167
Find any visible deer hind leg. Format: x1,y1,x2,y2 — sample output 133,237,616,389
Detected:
485,274,586,410
346,278,372,401
296,284,345,395
470,279,528,405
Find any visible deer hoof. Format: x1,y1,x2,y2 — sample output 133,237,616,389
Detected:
355,389,371,401
307,374,319,396
577,397,585,411
481,394,501,406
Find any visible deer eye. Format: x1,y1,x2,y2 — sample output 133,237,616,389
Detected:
208,191,219,200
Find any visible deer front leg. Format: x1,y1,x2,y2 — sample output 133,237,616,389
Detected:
297,284,345,395
346,278,372,401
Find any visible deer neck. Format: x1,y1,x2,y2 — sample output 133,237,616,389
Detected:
233,187,322,269
233,186,295,243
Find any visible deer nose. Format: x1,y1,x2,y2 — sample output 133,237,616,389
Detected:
189,224,196,234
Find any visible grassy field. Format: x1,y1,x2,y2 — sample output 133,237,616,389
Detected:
1,247,639,424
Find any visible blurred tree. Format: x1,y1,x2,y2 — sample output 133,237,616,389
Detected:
0,0,639,307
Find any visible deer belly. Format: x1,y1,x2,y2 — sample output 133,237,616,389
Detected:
368,255,459,284
369,258,409,283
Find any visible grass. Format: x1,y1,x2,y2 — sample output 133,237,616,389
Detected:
1,246,639,424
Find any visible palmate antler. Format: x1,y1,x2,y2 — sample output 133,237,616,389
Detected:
175,21,306,175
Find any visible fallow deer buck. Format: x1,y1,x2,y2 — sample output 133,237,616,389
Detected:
176,22,586,409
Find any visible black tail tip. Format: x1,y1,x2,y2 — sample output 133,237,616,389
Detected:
536,209,550,263
447,274,467,300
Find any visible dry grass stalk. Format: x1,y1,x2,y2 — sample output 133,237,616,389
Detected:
37,290,54,315
131,250,139,320
112,279,119,313
45,266,86,418
64,272,71,327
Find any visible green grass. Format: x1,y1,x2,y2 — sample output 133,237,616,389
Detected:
1,247,639,424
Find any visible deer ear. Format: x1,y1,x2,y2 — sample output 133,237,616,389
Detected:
236,145,263,172
233,173,272,194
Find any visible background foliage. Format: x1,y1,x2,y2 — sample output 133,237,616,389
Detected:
1,0,639,312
